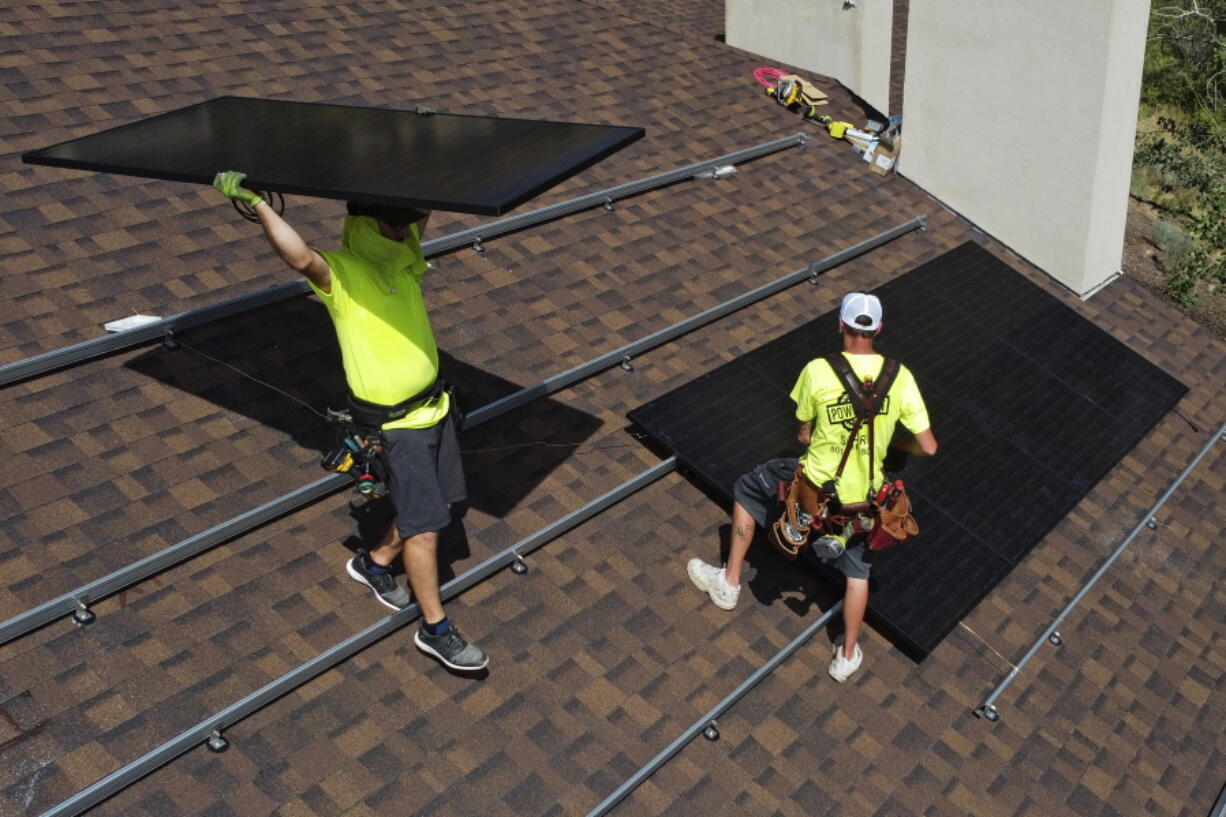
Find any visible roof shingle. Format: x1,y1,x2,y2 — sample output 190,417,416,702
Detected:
1,2,1224,817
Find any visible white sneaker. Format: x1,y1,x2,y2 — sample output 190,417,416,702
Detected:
828,637,863,682
686,558,740,610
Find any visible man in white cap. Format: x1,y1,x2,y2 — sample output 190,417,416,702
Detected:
686,292,937,682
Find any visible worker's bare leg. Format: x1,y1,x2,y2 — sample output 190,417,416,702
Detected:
402,530,445,624
369,519,446,624
841,577,869,659
723,501,757,586
370,519,403,567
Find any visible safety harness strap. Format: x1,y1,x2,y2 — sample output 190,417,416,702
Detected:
824,354,901,499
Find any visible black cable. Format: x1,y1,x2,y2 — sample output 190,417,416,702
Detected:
231,190,285,223
172,337,330,421
169,339,627,454
1173,407,1199,432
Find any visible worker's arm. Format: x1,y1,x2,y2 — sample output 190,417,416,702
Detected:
890,428,937,457
213,171,332,292
797,421,812,445
251,199,331,292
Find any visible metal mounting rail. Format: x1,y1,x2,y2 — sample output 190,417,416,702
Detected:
0,475,346,644
1211,780,1226,817
0,134,805,387
0,376,516,644
38,457,677,817
0,281,310,387
586,599,845,817
974,420,1226,723
0,217,923,646
423,133,807,256
467,214,926,425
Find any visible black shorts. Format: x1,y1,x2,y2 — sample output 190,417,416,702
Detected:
382,411,466,538
733,457,873,580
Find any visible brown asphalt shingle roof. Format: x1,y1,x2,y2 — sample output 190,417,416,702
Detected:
2,2,1224,817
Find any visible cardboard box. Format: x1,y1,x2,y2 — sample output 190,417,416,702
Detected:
864,136,900,176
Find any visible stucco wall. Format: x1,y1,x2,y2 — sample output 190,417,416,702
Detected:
726,0,895,116
900,1,1150,295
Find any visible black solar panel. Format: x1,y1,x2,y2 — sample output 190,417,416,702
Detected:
628,242,1187,657
22,96,645,216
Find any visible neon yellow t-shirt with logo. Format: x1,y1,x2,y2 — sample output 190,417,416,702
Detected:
310,215,449,430
790,352,929,503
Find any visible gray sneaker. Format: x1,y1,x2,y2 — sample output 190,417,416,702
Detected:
346,551,411,610
414,625,489,671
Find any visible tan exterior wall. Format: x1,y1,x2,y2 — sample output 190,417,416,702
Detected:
726,0,895,116
900,1,1150,296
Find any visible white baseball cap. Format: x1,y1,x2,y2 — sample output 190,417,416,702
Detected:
839,292,882,331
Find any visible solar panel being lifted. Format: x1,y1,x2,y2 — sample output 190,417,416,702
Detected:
21,96,646,216
628,242,1188,658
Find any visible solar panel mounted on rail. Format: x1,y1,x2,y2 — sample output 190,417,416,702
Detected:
21,96,646,216
628,241,1188,658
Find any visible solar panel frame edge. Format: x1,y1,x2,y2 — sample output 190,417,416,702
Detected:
921,242,1189,394
21,95,647,216
21,95,220,167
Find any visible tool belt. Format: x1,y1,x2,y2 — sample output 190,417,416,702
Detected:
320,422,390,499
769,466,879,559
346,379,447,430
866,478,918,550
320,380,450,500
769,466,826,559
768,354,918,558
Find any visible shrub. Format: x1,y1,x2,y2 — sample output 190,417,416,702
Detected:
1151,218,1198,269
1164,247,1207,305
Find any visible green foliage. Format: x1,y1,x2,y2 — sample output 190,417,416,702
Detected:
1132,1,1226,304
1149,219,1210,305
1163,247,1207,304
1142,0,1226,143
1132,139,1201,213
1151,218,1197,266
1187,191,1226,248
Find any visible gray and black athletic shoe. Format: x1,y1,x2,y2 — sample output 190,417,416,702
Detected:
414,625,489,671
346,551,411,610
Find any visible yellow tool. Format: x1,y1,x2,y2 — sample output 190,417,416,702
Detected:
764,73,828,119
812,114,854,139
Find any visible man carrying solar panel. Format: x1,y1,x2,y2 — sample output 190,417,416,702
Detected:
686,293,937,682
212,171,488,673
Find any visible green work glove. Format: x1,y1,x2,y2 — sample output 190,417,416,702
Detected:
212,170,263,207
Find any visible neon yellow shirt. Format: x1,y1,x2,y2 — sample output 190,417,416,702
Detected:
311,215,449,430
790,352,929,502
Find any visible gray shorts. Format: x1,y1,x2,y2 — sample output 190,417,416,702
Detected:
733,457,873,580
382,411,466,538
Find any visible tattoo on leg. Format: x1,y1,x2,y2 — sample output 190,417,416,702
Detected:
734,524,752,542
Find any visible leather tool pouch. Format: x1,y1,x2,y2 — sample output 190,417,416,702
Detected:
866,481,919,550
769,467,828,559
